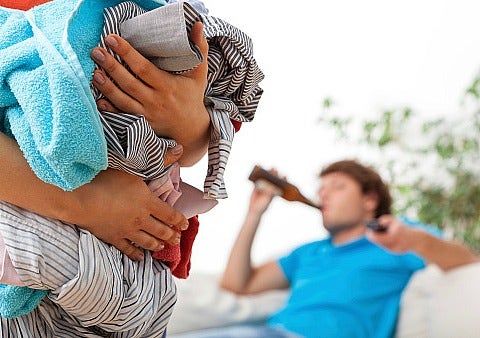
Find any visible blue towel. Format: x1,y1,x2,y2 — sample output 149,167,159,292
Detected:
0,0,166,190
0,0,167,318
0,284,48,319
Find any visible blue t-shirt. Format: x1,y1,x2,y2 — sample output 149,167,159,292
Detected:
268,237,425,338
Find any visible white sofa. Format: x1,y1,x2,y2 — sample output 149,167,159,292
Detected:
168,263,480,337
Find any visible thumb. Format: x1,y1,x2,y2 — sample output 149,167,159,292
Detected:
164,144,183,167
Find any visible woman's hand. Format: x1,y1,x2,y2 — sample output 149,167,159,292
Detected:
0,133,188,261
70,168,189,261
91,22,211,166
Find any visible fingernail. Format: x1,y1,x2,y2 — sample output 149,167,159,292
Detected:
135,252,144,261
172,144,183,155
105,35,118,48
157,242,165,250
180,222,189,230
91,49,105,62
98,103,107,111
93,72,105,84
174,235,181,245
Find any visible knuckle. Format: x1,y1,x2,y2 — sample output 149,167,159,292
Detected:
157,226,173,240
103,61,117,75
132,63,150,79
142,237,158,251
163,212,181,226
120,243,137,257
133,216,143,228
121,81,139,96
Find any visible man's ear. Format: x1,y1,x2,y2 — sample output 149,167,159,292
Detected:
363,192,379,214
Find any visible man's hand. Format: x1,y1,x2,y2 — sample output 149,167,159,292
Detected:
366,215,419,253
248,169,282,215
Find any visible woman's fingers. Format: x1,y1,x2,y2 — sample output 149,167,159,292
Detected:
103,34,173,90
149,195,189,233
115,238,145,261
96,98,120,113
92,68,143,114
128,231,165,252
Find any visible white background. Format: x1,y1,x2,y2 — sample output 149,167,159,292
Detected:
182,0,480,274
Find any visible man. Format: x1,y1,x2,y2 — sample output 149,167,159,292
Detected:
213,160,478,338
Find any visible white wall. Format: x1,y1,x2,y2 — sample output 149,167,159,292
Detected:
182,0,480,273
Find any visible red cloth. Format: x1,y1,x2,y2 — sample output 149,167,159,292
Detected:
0,0,51,10
231,119,242,133
152,215,199,279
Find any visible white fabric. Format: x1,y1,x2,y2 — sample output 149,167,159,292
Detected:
396,262,480,337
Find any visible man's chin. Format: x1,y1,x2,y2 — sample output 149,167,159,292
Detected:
324,222,357,236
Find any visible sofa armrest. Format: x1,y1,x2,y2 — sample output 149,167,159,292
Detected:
396,262,480,338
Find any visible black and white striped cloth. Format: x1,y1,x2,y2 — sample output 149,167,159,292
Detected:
94,0,264,199
0,1,263,336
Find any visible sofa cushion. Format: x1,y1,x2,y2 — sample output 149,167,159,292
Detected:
168,273,288,335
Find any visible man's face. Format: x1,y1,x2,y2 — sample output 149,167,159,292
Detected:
318,172,373,234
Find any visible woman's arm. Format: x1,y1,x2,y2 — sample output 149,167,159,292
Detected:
0,132,187,261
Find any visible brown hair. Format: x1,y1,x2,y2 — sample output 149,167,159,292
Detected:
320,160,392,218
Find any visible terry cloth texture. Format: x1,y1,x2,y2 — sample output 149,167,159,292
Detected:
0,0,171,191
0,285,48,319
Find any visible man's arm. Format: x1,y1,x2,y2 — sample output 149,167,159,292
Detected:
220,178,289,295
367,215,479,271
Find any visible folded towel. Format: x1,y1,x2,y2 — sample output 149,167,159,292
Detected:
0,284,48,319
0,0,167,190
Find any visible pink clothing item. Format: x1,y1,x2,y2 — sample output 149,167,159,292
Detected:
148,163,217,278
147,163,218,219
0,234,24,286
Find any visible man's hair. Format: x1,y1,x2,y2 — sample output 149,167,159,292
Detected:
320,160,392,218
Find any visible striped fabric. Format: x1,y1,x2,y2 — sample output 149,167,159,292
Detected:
94,1,264,199
0,202,176,337
0,1,263,336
